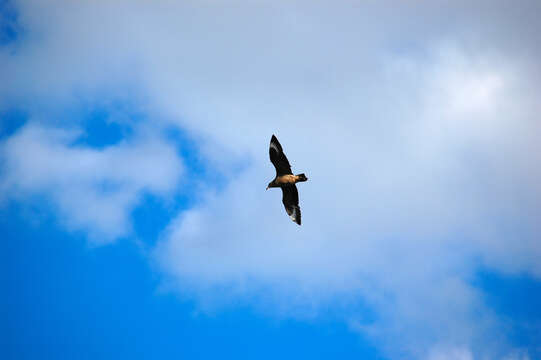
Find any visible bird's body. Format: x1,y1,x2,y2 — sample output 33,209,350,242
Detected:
268,174,304,187
267,135,308,225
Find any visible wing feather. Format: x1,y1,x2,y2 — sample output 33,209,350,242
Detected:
269,135,292,176
281,185,301,225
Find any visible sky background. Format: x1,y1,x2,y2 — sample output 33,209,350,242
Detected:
1,1,541,359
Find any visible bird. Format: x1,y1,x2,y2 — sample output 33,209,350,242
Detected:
267,134,308,225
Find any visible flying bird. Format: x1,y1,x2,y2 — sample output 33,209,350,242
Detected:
267,135,308,225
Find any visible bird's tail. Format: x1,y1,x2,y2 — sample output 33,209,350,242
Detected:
296,173,308,182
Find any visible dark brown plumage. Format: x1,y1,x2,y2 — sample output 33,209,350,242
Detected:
267,135,308,225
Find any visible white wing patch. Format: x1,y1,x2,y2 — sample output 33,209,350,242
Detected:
289,207,298,222
270,141,280,152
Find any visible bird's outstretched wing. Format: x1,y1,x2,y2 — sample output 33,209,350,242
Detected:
269,135,292,176
282,185,301,225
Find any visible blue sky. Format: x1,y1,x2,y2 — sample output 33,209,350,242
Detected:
1,201,383,359
1,1,541,359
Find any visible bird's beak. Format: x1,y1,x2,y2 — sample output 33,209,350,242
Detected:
266,186,269,190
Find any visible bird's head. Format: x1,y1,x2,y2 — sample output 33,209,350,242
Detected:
266,180,275,190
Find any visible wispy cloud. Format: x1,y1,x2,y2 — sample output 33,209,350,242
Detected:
427,346,474,360
1,123,183,242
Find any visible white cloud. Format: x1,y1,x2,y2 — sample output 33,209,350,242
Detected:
2,0,541,358
150,17,541,359
0,123,183,242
